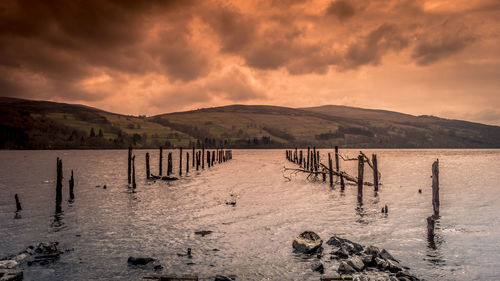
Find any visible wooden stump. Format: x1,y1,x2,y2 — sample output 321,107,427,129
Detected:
192,147,195,167
427,216,435,240
128,146,132,184
132,155,136,189
432,159,440,217
159,147,163,176
186,152,189,174
167,153,172,176
146,153,150,179
56,157,63,213
340,174,345,191
335,146,339,180
15,194,22,211
372,154,379,192
207,150,211,168
307,147,310,171
328,153,333,187
179,148,183,176
69,169,75,199
357,154,364,202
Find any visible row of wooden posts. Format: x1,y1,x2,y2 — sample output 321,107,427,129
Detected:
285,146,379,202
127,146,233,188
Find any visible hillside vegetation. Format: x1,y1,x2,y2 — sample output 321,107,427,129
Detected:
1,97,500,149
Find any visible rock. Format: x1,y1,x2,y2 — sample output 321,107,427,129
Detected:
340,274,353,280
375,257,389,271
13,254,28,262
364,245,381,258
312,262,325,274
127,257,157,266
293,231,323,254
352,275,369,281
194,231,213,237
0,261,17,270
360,254,375,267
34,242,59,254
214,275,235,281
347,256,364,271
331,248,349,259
320,272,341,280
386,259,403,273
0,269,23,281
327,236,363,254
338,261,356,274
380,249,398,263
395,271,420,281
142,274,198,280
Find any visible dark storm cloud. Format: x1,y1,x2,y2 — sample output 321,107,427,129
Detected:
326,0,355,21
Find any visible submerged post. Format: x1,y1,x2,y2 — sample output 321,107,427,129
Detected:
316,151,320,172
15,194,22,211
372,154,379,192
328,153,333,187
340,174,345,191
179,147,183,176
432,159,440,217
146,153,150,179
207,150,211,168
335,146,339,179
69,169,75,200
307,147,310,171
159,147,163,176
186,152,189,174
202,146,205,169
212,150,215,166
167,152,172,176
128,146,132,184
427,216,435,240
132,155,136,189
313,147,317,171
192,147,195,167
196,151,200,171
56,157,63,213
357,154,364,202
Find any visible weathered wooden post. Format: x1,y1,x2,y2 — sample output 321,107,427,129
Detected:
202,146,205,169
128,146,132,184
132,155,136,189
145,153,150,179
328,153,333,187
192,147,195,167
316,151,320,172
212,151,215,166
335,146,339,179
179,147,183,176
307,147,310,170
313,147,317,171
427,216,435,240
340,174,345,191
207,150,211,168
357,154,364,202
196,151,200,171
15,194,22,211
159,147,163,176
299,150,303,165
372,154,379,192
432,159,440,217
186,152,189,174
294,148,298,163
167,152,172,176
56,157,63,213
69,169,75,200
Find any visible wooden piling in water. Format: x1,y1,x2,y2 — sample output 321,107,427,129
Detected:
299,150,303,165
56,157,63,213
340,174,345,191
186,152,189,174
196,151,200,171
15,194,22,211
307,147,310,171
202,147,205,169
179,148,183,176
357,154,364,202
207,150,211,167
335,146,339,179
313,147,317,171
294,148,298,163
159,147,163,176
212,151,215,166
69,169,75,200
316,151,320,172
432,159,440,217
128,146,132,184
167,152,172,176
192,147,195,167
146,153,150,179
427,216,435,240
372,154,379,192
132,155,136,189
328,153,333,187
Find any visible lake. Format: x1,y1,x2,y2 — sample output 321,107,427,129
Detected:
1,149,499,280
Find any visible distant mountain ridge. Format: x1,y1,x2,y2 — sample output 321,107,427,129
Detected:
1,97,500,149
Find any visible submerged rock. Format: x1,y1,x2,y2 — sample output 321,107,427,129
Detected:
293,231,323,254
214,275,236,281
0,269,23,281
338,261,356,274
0,261,17,270
127,257,157,266
311,262,325,274
194,230,213,237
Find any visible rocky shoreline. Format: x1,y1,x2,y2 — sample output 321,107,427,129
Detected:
293,231,421,281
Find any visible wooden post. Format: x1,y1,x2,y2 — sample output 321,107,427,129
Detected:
167,152,172,176
299,150,303,165
192,147,195,167
307,147,310,170
432,159,440,217
132,155,136,189
202,146,205,169
15,194,22,211
128,146,132,184
179,147,183,176
328,153,333,187
212,151,215,166
335,146,339,180
313,147,317,171
427,216,435,240
186,152,189,174
372,154,379,192
294,148,298,163
196,151,200,171
56,157,63,213
316,151,320,172
340,174,345,191
357,154,364,202
207,150,211,167
145,153,150,179
159,147,163,176
69,169,75,200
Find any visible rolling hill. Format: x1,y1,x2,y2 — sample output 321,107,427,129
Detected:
1,97,500,149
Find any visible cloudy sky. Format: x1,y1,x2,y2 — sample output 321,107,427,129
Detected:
1,0,499,124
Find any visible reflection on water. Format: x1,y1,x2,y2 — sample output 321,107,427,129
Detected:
0,149,500,280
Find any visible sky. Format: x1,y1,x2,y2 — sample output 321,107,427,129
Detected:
1,0,500,124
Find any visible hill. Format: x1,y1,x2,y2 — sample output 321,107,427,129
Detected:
1,97,500,149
